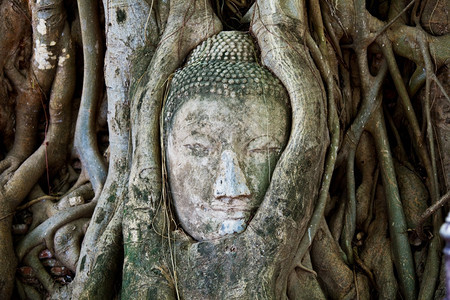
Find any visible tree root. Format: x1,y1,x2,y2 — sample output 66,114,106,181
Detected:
0,2,74,296
417,36,444,300
360,187,399,299
23,245,57,294
355,132,377,229
395,161,430,231
417,191,450,235
76,203,123,300
341,62,387,263
54,183,93,211
16,280,42,300
368,108,416,299
16,201,96,262
291,29,340,273
287,254,326,300
54,218,90,272
311,218,354,299
74,0,107,196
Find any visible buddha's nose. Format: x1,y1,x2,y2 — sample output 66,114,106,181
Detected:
214,150,251,199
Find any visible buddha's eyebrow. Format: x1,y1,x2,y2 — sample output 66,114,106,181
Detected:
244,135,282,147
180,131,215,144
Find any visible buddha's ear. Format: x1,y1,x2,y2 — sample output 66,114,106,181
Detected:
249,0,328,295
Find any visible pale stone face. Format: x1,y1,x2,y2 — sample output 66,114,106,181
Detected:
166,94,289,241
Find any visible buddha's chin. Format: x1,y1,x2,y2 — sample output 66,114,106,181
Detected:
218,218,247,236
188,216,249,241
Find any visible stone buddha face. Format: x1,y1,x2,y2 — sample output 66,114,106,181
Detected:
166,92,289,241
164,31,290,241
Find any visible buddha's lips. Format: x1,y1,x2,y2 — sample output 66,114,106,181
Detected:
209,198,254,213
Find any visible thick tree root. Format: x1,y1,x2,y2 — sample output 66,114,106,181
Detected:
74,0,107,195
16,201,96,262
54,218,90,272
311,218,355,299
361,185,398,299
0,1,75,296
368,108,416,299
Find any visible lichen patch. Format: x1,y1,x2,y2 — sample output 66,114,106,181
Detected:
34,40,55,70
37,18,47,35
58,54,71,67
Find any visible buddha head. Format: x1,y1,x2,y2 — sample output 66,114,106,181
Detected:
163,31,290,241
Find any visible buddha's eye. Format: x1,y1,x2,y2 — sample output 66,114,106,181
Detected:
184,143,210,157
249,146,281,154
247,136,282,155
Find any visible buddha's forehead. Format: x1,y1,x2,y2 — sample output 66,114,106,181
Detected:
173,93,283,119
168,93,288,142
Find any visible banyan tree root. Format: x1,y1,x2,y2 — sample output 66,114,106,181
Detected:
1,0,67,178
360,185,398,299
0,0,75,296
0,0,30,153
17,245,77,299
16,200,96,265
53,218,90,272
74,0,107,196
23,245,57,294
12,201,95,298
395,161,430,234
428,66,450,190
355,131,377,230
24,183,93,234
311,218,367,299
287,253,326,299
368,108,416,299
